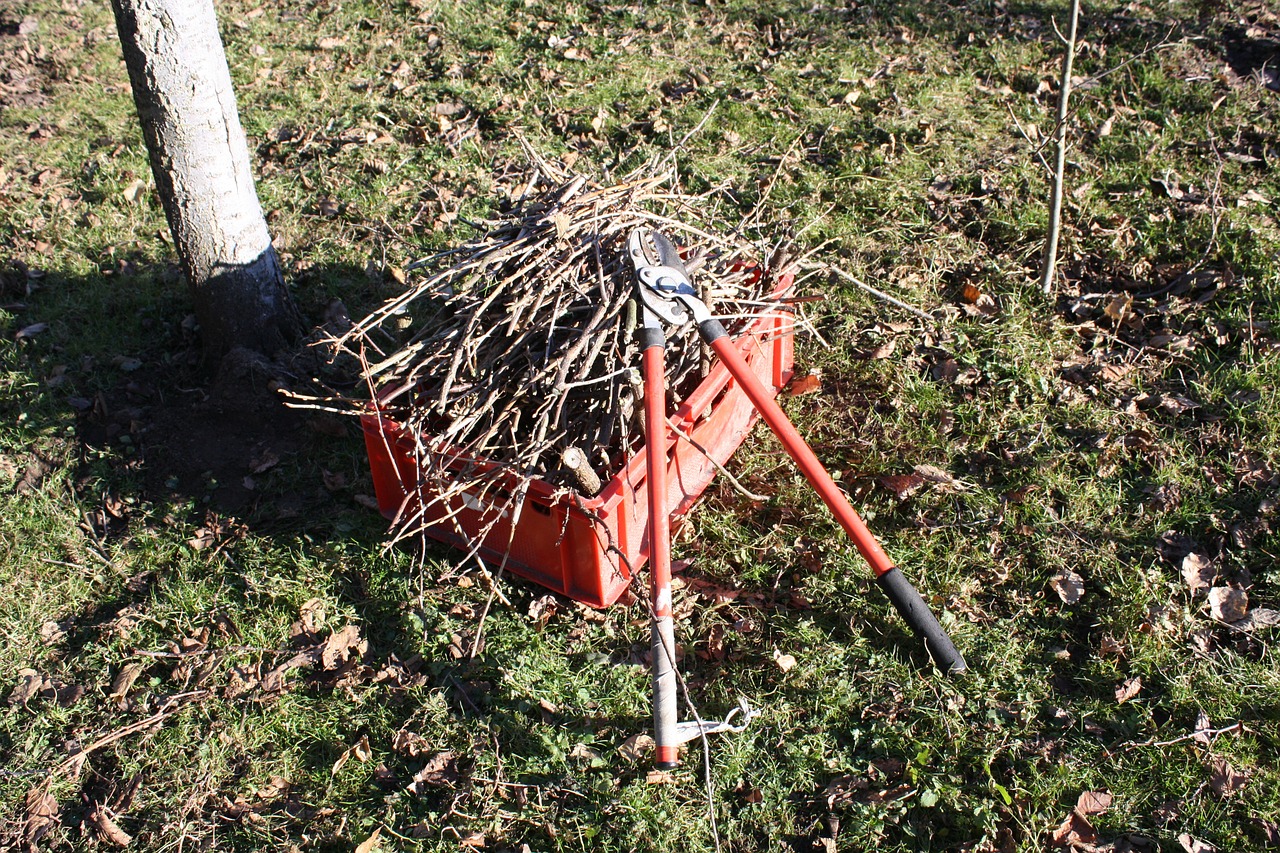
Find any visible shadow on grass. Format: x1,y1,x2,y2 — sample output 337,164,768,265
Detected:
4,254,663,847
711,0,1226,54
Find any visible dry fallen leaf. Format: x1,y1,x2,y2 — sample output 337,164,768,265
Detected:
1003,484,1039,504
17,456,53,494
1190,710,1214,746
108,662,146,707
320,624,366,670
1253,819,1280,847
1208,756,1247,797
1115,676,1142,704
354,827,383,853
1076,790,1113,815
122,178,148,204
527,594,561,629
255,775,290,802
931,357,959,382
684,576,743,605
259,652,311,693
913,464,959,487
86,804,132,847
866,338,897,360
39,620,67,645
1178,833,1217,853
1098,635,1124,657
960,291,999,318
1181,552,1216,593
1207,587,1248,623
392,728,430,758
879,472,926,500
823,773,870,807
15,322,48,340
407,751,460,793
773,649,798,672
297,598,326,636
53,682,85,708
1051,810,1097,848
8,669,47,706
1103,293,1133,323
700,623,726,661
331,734,373,775
248,447,281,475
24,783,59,849
646,769,677,785
1160,395,1200,416
786,371,822,396
619,732,654,763
1097,362,1134,383
551,210,572,239
1234,608,1280,632
187,527,217,551
1049,569,1085,605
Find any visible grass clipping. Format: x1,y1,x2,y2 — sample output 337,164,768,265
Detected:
327,157,801,553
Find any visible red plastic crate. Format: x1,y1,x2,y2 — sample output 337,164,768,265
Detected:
361,285,794,608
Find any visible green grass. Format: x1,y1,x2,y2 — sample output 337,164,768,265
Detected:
3,0,1280,849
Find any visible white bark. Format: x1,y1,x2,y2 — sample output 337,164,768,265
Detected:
111,0,299,356
1040,0,1082,295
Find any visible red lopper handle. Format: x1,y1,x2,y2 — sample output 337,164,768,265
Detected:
702,326,894,575
698,319,966,674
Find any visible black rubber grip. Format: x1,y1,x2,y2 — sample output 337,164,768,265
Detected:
876,568,967,674
697,318,730,343
636,326,665,349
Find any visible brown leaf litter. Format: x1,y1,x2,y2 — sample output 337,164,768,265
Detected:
7,670,86,708
1208,756,1248,797
1049,569,1085,605
1114,677,1142,704
406,751,461,794
1050,789,1112,848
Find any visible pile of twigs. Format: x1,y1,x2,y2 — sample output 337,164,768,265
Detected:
324,154,802,549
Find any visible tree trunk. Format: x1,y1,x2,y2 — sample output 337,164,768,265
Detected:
110,0,300,360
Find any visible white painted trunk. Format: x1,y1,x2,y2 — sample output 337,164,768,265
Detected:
111,0,299,357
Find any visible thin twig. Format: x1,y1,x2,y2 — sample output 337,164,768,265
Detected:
660,100,721,169
1117,722,1242,752
51,690,211,777
1006,103,1054,174
812,262,936,323
667,419,767,502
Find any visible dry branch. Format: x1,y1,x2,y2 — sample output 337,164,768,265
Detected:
300,155,802,555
